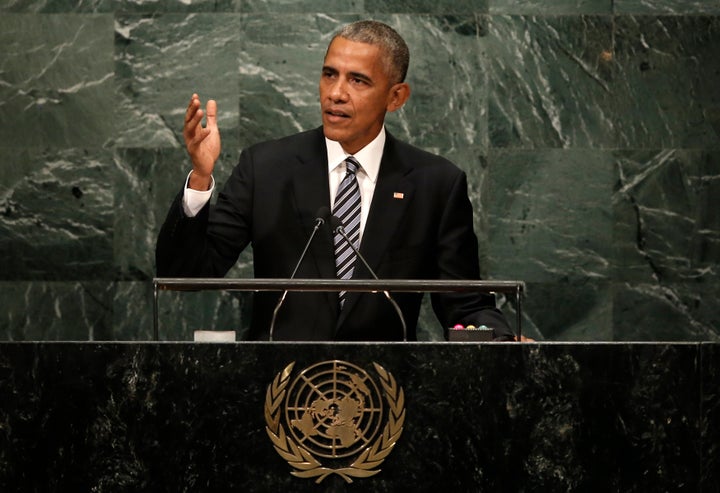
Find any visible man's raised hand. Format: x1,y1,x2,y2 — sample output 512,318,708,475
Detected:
183,94,221,191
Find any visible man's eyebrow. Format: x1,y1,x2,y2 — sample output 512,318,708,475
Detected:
321,66,373,83
348,71,372,83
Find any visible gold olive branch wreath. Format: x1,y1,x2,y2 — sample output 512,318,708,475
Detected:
264,361,405,484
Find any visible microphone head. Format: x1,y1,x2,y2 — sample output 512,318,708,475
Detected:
329,215,344,233
314,206,330,225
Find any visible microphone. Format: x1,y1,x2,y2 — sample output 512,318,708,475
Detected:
330,215,408,341
268,206,330,341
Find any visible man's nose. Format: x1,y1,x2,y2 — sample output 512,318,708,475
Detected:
329,79,349,101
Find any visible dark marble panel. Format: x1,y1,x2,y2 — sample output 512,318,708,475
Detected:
0,0,111,12
613,15,720,149
489,0,611,14
392,15,488,152
615,0,720,14
238,14,488,154
113,147,251,279
110,148,251,339
613,150,720,284
701,343,720,491
613,192,720,343
516,279,612,341
416,294,444,341
237,14,334,147
486,15,615,149
0,14,115,148
113,281,155,340
466,153,491,269
241,0,361,13
365,0,488,13
112,0,240,13
0,282,113,340
0,0,240,12
114,14,241,148
487,149,614,283
113,148,185,281
613,281,720,341
0,343,704,491
153,284,252,340
0,148,116,281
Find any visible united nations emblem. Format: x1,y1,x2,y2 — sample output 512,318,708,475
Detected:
264,360,405,483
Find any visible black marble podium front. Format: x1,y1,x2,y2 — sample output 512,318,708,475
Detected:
0,342,717,492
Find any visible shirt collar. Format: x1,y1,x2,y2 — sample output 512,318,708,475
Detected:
326,126,385,183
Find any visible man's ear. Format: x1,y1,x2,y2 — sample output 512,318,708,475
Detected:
386,82,411,113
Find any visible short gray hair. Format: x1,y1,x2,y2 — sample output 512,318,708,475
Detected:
331,20,410,84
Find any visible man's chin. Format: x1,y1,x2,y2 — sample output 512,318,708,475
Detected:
322,126,346,143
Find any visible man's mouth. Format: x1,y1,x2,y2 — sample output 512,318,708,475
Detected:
325,109,350,119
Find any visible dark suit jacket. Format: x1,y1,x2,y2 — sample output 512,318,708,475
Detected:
156,127,513,341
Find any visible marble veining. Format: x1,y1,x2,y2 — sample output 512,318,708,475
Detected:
1,6,719,342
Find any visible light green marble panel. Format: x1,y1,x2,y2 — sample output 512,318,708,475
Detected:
393,15,488,152
615,0,720,14
0,14,115,148
613,281,720,341
612,15,720,149
520,280,612,341
113,280,155,340
0,281,114,340
113,147,252,280
0,0,111,13
490,0,611,14
114,281,250,340
365,0,488,13
111,0,240,13
113,147,186,281
0,0,240,12
241,0,361,13
465,153,491,276
486,15,615,149
114,14,241,148
237,13,334,146
613,150,720,284
238,14,488,153
487,149,614,283
0,148,116,281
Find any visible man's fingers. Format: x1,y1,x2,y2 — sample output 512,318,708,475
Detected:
190,127,211,146
182,95,219,162
184,107,204,139
185,94,200,124
205,99,218,128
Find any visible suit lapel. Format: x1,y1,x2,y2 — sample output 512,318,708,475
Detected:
336,133,415,328
289,129,338,313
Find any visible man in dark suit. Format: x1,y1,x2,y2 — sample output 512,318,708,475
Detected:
156,20,514,341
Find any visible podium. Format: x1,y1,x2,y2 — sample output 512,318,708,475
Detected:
0,341,716,491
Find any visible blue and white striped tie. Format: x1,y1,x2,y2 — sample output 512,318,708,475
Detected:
333,156,361,307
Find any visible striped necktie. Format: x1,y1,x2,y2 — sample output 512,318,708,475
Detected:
333,156,361,307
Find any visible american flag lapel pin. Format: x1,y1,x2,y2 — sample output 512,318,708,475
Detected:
393,192,404,199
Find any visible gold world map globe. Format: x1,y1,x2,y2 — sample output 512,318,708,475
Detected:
284,360,385,459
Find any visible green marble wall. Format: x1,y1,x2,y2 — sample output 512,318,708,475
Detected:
1,1,718,341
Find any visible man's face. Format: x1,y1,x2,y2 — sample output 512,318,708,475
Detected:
320,37,402,155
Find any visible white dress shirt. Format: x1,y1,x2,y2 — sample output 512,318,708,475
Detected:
326,127,384,241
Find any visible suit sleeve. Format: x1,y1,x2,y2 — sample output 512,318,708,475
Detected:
155,150,255,277
429,170,515,341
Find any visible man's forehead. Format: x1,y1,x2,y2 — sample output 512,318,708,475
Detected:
323,38,386,71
